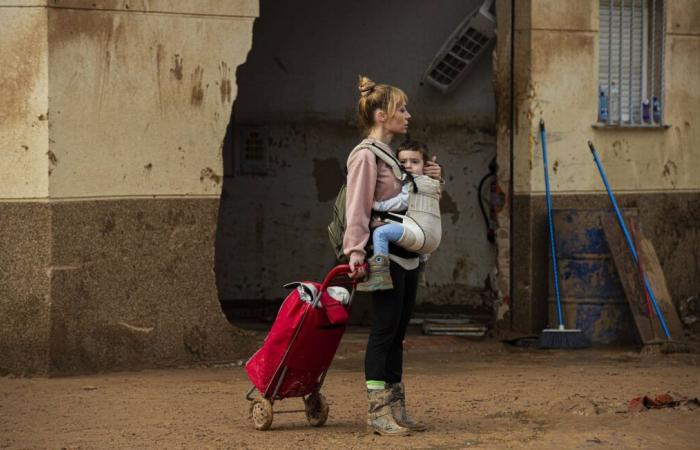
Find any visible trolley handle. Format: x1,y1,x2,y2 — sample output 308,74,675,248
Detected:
319,264,366,292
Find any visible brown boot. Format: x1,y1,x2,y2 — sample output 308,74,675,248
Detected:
388,382,427,432
366,389,411,436
356,254,393,292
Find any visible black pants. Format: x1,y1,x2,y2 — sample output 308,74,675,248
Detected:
364,260,419,384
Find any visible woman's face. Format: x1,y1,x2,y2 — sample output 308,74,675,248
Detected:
384,103,411,135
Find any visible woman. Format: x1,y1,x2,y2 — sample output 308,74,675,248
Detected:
344,76,442,436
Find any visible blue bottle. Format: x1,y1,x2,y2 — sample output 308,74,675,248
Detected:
598,87,609,122
642,99,651,123
652,97,662,123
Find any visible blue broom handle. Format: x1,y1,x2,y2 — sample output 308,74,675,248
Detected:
541,121,564,328
587,141,671,339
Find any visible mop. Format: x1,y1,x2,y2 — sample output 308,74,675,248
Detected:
536,120,591,349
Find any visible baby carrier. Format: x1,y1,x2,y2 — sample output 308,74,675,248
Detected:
388,174,442,255
330,142,442,257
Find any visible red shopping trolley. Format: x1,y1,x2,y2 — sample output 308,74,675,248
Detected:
244,264,362,430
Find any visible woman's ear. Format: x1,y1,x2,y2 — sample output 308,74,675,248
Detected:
374,109,387,124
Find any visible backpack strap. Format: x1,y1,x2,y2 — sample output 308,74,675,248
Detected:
346,142,404,180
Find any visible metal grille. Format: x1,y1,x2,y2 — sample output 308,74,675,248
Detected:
239,127,268,175
598,0,666,126
422,0,496,93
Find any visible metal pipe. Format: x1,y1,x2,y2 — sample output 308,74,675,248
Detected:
660,0,666,124
606,0,613,125
618,0,623,124
651,0,656,115
629,0,634,123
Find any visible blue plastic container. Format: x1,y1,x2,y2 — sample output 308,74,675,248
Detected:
548,209,637,344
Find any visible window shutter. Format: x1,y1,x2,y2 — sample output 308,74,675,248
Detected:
599,0,645,124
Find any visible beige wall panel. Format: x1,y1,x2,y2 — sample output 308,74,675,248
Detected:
47,9,254,198
667,0,700,35
45,0,258,17
0,8,49,199
531,0,596,32
527,29,700,194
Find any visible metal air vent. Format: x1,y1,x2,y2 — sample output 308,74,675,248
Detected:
422,0,496,93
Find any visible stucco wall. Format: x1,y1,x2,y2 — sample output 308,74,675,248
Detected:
504,0,700,332
0,6,49,199
519,0,700,195
0,0,259,375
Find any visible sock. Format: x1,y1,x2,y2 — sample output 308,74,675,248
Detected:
366,380,386,391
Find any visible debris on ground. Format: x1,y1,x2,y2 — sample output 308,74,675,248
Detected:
627,393,700,413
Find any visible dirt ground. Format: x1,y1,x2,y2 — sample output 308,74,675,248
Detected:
1,327,699,449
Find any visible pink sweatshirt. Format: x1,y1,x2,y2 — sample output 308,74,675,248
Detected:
343,138,402,258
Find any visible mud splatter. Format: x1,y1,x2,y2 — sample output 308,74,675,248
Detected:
170,54,183,80
440,190,460,224
190,66,204,106
200,167,221,185
219,62,232,103
48,150,58,175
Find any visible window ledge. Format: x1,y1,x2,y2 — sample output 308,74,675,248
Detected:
592,122,671,130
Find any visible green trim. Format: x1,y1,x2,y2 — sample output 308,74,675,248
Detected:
366,380,386,390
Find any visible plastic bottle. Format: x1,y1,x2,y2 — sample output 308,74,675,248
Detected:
642,99,651,123
609,82,619,123
652,97,662,123
598,86,609,122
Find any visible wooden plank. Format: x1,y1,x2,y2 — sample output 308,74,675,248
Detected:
636,234,686,343
600,213,658,344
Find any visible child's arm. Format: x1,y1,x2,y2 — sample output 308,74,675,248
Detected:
372,184,409,212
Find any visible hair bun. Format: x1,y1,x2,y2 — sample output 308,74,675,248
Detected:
358,75,376,97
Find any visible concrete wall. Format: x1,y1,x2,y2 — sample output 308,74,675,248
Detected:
502,0,700,332
216,0,497,315
0,0,259,375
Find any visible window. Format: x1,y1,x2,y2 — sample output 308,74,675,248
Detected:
238,126,269,175
598,0,666,126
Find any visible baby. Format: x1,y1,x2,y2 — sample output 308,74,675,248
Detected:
357,140,437,292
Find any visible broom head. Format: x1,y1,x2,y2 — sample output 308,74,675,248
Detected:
537,328,591,349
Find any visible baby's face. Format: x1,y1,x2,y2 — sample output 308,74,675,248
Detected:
398,150,424,175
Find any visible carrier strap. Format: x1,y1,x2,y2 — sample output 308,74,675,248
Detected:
346,142,404,180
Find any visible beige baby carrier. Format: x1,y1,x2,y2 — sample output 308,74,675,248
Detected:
391,174,442,255
344,142,442,256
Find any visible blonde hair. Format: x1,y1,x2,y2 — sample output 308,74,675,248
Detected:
357,75,408,133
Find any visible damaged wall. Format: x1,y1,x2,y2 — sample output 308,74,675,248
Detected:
503,0,700,332
0,0,259,375
216,0,497,315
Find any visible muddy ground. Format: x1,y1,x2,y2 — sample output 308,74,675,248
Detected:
1,328,699,449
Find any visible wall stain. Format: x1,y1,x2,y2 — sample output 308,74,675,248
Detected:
0,14,44,125
100,213,116,236
190,66,204,106
200,167,221,185
219,62,232,103
170,54,183,80
155,44,164,113
440,190,460,224
312,157,344,202
47,150,58,175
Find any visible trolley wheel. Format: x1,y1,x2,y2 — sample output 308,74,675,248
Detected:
304,392,329,427
249,398,273,431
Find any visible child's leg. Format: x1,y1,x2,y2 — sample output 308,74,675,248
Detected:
358,224,405,293
372,223,405,256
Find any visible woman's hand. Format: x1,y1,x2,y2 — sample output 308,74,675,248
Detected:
424,156,443,182
348,252,367,280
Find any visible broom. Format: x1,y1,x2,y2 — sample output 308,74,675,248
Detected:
536,120,591,349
